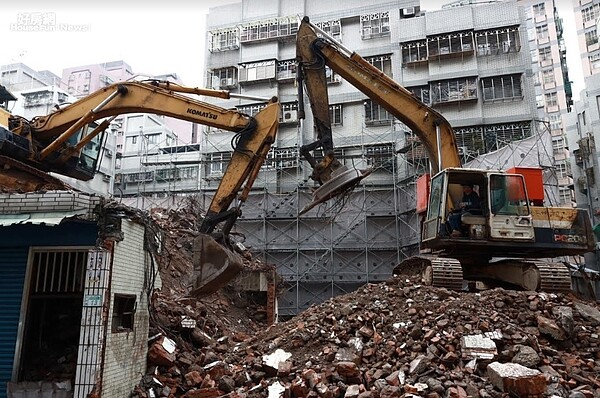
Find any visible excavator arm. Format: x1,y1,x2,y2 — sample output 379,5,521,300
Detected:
296,16,461,177
1,80,280,296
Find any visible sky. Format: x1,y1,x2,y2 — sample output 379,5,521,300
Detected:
1,1,585,99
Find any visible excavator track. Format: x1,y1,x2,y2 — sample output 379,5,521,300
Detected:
533,261,572,293
393,255,463,291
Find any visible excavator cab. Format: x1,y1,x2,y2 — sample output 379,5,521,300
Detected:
421,168,535,252
59,124,105,180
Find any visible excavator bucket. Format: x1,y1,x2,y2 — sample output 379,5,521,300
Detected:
190,234,245,296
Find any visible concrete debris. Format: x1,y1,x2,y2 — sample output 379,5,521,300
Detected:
131,201,600,398
487,362,546,396
461,334,497,359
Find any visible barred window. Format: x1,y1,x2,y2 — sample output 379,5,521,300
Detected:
455,122,532,154
481,74,523,102
431,77,477,103
365,144,394,172
206,67,237,89
364,100,392,125
239,60,276,83
360,12,390,39
408,86,430,105
475,26,520,55
208,28,239,52
237,103,266,117
401,40,428,64
240,16,298,42
315,20,342,41
365,54,392,77
277,59,297,81
428,31,474,58
329,104,343,126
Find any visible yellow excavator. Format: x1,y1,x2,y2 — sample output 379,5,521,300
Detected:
296,16,595,292
0,80,280,295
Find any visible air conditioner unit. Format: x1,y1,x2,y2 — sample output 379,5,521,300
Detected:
105,149,113,157
401,7,415,17
282,110,298,122
225,78,235,87
102,175,111,182
457,146,469,155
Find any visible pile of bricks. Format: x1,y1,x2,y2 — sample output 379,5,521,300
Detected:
137,270,600,398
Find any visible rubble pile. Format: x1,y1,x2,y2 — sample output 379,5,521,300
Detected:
139,272,600,398
135,200,600,398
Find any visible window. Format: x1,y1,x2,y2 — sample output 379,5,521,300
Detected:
475,26,520,55
556,160,569,178
481,74,523,102
402,40,428,64
276,59,297,81
132,136,137,145
539,47,552,64
240,16,298,42
360,12,390,39
431,77,478,103
209,28,240,52
156,166,198,181
325,67,340,84
124,171,154,183
582,4,600,23
455,123,532,154
533,3,545,16
536,24,549,40
428,31,475,58
559,187,572,204
548,114,562,130
315,20,342,41
408,86,430,105
329,104,343,126
366,144,394,172
146,134,159,144
112,294,136,333
207,152,232,175
365,54,392,77
541,69,555,85
585,29,598,47
552,137,565,154
364,100,392,125
239,60,276,83
545,92,558,108
207,67,237,89
237,103,266,117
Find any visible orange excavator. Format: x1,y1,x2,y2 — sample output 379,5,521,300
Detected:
296,16,595,292
0,80,280,295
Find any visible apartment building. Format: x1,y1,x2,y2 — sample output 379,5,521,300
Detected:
201,0,543,316
572,0,600,77
519,0,575,205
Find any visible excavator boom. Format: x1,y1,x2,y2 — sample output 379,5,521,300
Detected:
296,17,461,176
1,80,281,296
296,17,595,293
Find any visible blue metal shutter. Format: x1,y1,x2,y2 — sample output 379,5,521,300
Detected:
0,247,28,398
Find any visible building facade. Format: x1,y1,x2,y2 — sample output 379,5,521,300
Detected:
571,0,600,77
200,0,544,316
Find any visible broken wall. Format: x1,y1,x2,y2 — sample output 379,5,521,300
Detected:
101,219,159,397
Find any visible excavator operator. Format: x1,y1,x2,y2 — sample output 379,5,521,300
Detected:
448,183,481,237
